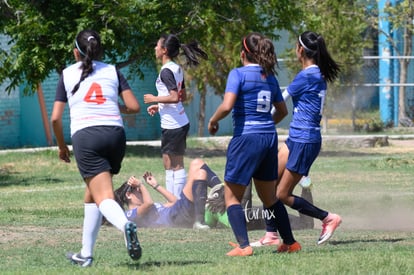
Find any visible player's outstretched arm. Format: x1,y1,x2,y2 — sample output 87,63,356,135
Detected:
143,172,178,206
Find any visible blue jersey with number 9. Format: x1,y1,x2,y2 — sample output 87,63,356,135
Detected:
225,65,283,136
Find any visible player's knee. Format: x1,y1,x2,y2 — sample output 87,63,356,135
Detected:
276,190,289,204
190,158,204,169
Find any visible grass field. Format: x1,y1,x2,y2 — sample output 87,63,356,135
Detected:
1,136,414,274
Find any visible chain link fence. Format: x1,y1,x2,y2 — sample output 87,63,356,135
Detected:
277,56,414,131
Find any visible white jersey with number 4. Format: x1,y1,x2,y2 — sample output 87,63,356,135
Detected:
62,61,123,136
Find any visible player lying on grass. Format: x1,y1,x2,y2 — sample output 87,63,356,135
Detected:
114,158,314,235
115,158,221,229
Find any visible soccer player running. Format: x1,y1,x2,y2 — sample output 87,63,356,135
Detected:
255,31,342,246
208,32,300,256
51,29,141,267
144,34,207,199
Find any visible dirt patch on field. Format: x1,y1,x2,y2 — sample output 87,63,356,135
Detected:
385,138,414,152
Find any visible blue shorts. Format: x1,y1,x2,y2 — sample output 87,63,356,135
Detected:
157,193,194,227
285,138,321,176
224,133,278,185
161,123,190,155
72,126,126,179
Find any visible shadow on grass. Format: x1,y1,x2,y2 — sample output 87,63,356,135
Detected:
126,260,211,270
330,238,405,245
0,168,15,187
0,172,63,188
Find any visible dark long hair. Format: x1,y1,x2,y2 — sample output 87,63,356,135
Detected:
71,29,103,94
159,34,208,67
114,181,133,210
242,32,278,76
99,181,131,226
298,31,340,83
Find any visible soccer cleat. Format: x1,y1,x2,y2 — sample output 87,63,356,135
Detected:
124,221,142,260
193,221,210,230
228,241,239,248
318,213,342,245
276,241,302,253
250,233,280,247
226,244,253,257
66,252,93,267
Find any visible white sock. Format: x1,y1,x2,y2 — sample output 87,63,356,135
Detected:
165,169,174,194
98,199,128,232
173,168,186,198
80,203,102,258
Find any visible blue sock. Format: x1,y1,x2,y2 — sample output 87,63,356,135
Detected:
291,195,328,220
227,204,249,248
271,201,295,245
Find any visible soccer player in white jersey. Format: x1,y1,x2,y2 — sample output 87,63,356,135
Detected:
144,34,207,204
208,32,298,256
254,31,342,248
50,29,141,267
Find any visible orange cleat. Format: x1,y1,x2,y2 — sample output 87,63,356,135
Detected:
226,246,253,257
276,241,301,253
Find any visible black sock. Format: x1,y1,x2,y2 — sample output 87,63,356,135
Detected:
192,180,208,223
271,200,295,245
291,195,328,220
263,205,278,232
200,164,221,188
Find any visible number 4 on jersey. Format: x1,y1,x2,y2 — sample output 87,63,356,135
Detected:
84,82,107,104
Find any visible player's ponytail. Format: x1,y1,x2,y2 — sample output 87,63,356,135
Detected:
257,36,278,76
71,30,103,95
160,34,208,67
299,31,340,83
242,32,278,76
180,41,208,67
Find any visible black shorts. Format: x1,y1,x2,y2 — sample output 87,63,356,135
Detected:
71,126,126,179
161,123,189,155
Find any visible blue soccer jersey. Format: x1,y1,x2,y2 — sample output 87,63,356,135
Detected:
286,65,326,143
225,65,283,136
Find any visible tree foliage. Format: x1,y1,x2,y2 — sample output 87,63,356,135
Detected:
0,0,200,94
181,1,303,135
0,0,301,96
278,0,373,130
1,0,377,134
282,0,373,82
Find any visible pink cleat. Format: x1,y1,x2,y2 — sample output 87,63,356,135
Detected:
318,213,342,245
251,232,280,247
